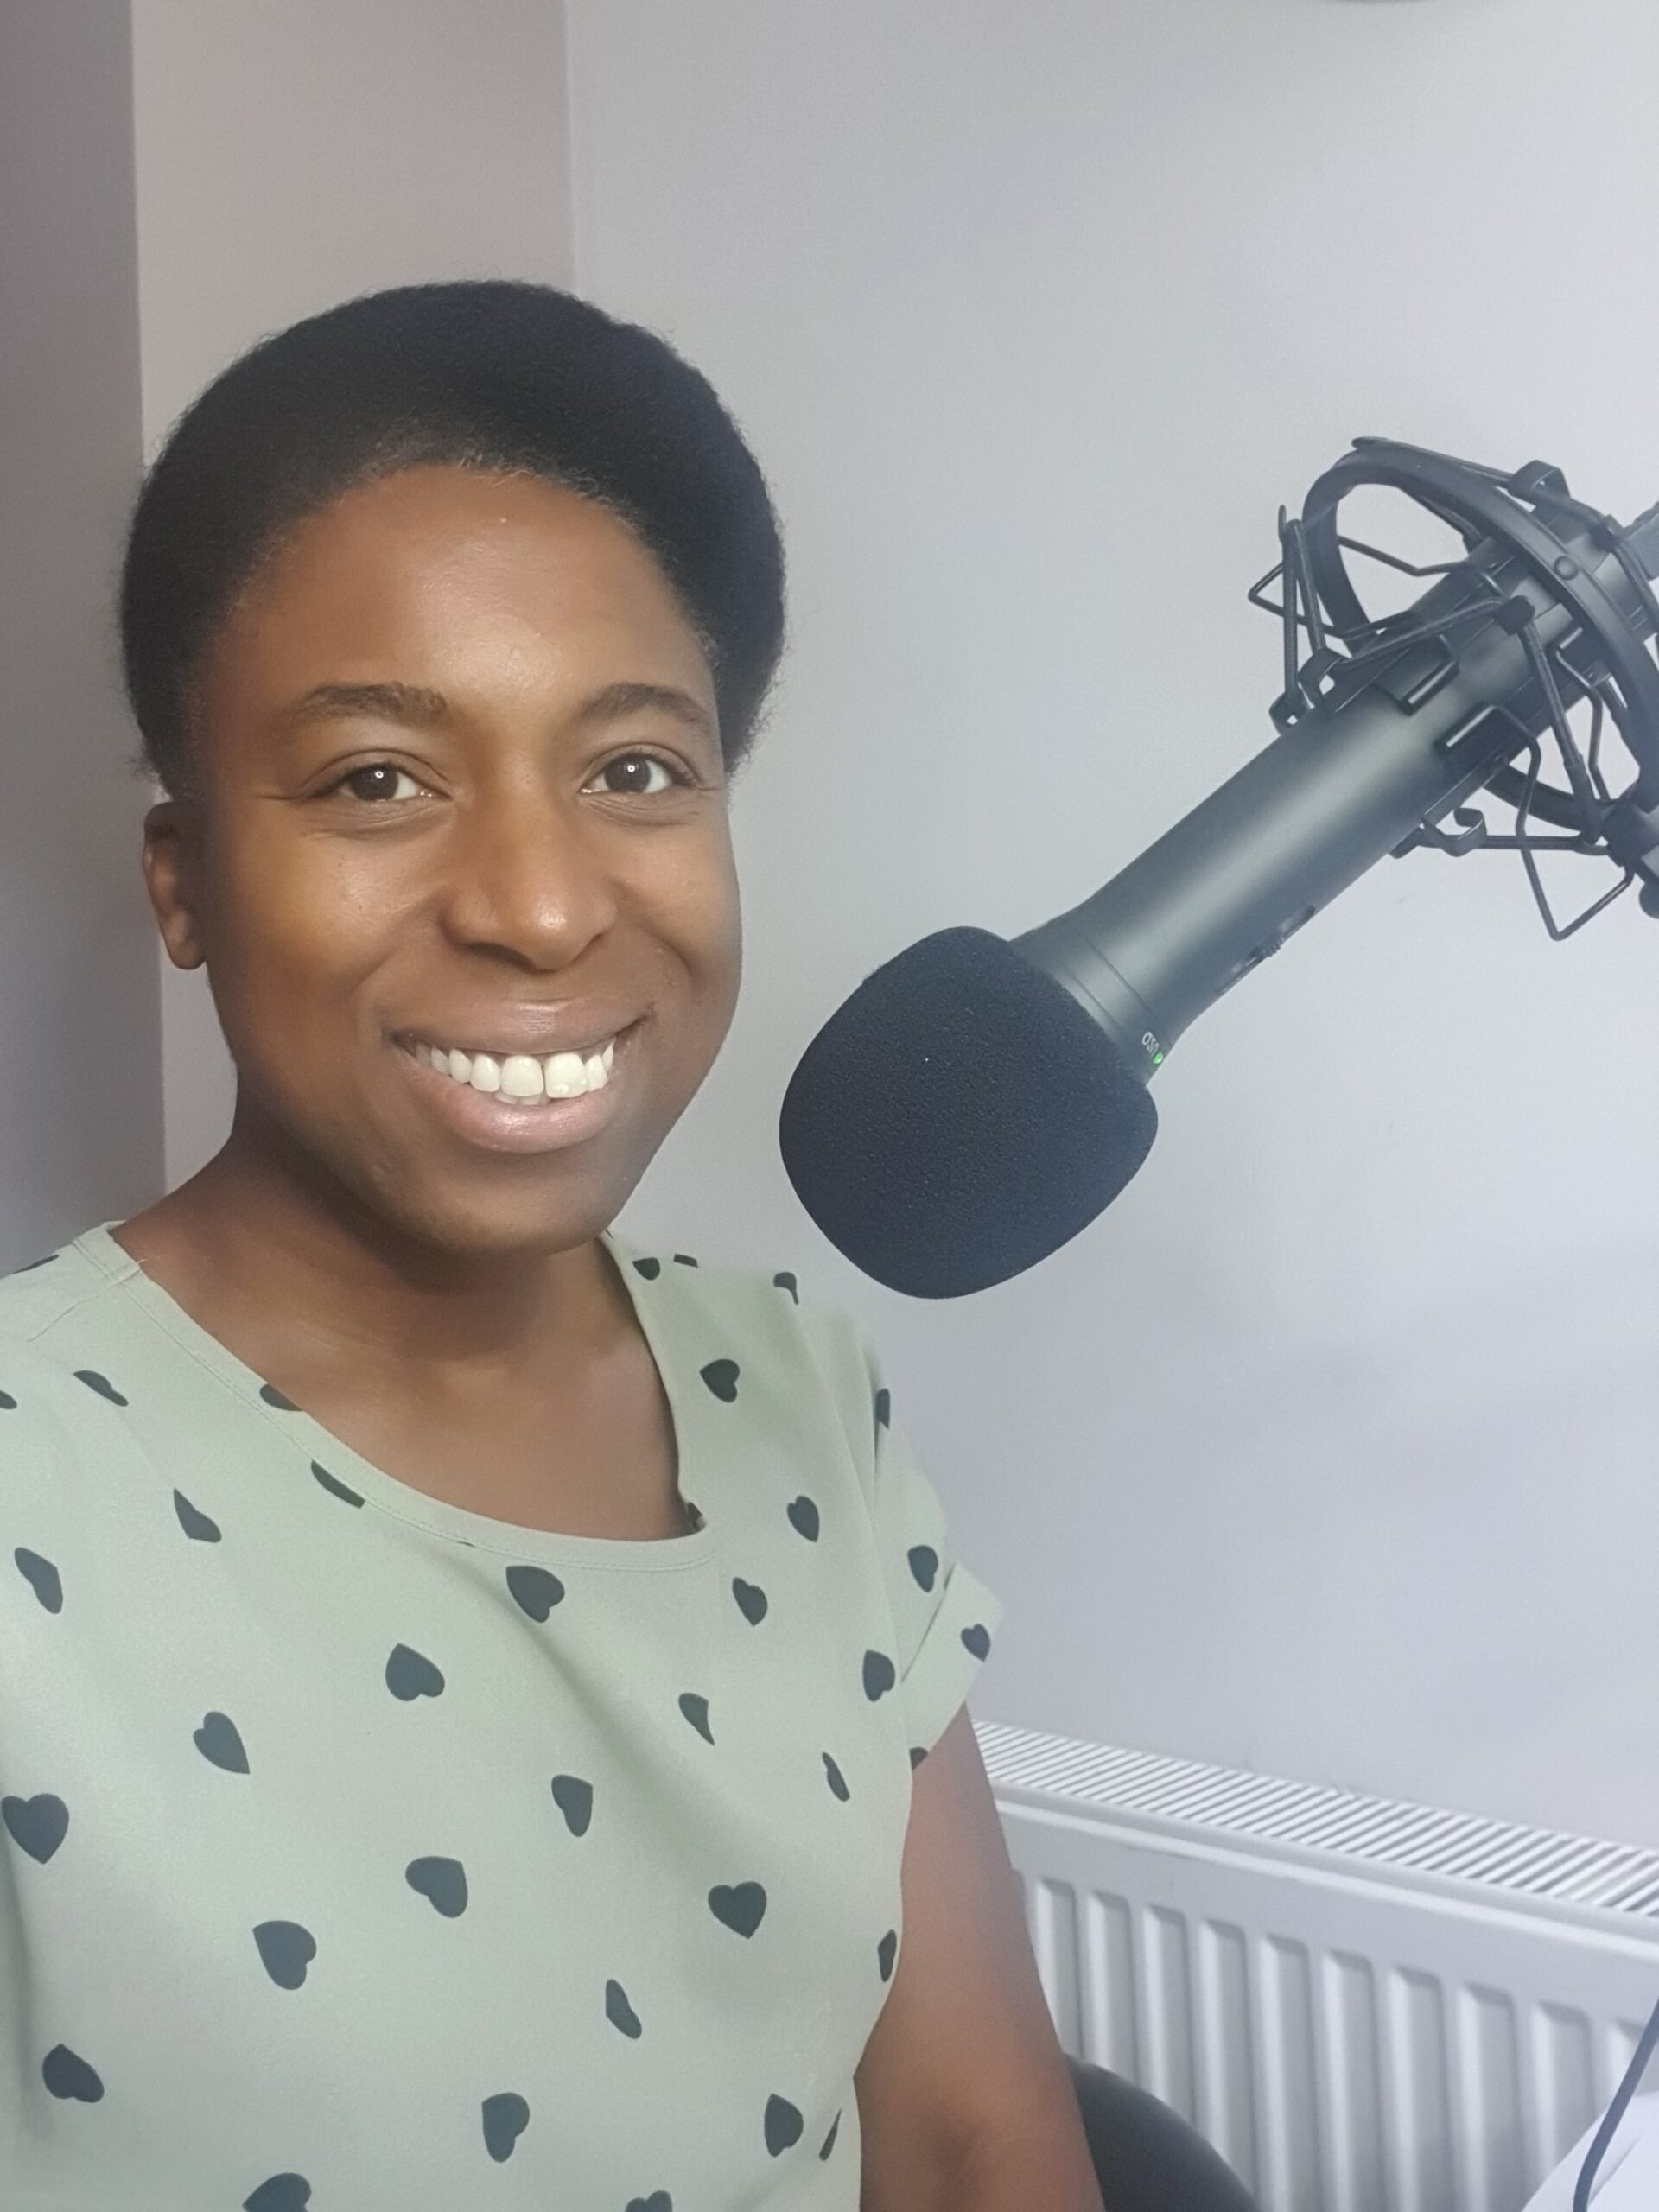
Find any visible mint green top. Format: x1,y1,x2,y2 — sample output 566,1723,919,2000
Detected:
0,1222,1001,2212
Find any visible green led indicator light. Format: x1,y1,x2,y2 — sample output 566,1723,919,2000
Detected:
1152,1052,1165,1065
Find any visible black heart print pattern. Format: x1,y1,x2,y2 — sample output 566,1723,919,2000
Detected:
2,1791,67,1863
41,2044,102,2101
506,1564,565,1621
732,1577,768,1624
254,1920,316,1989
785,1495,819,1541
482,2092,530,2162
678,1693,714,1744
606,1979,643,2037
13,1546,61,1611
550,1775,594,1835
405,1857,467,1916
258,1382,299,1410
73,1369,126,1407
862,1650,897,1700
310,1460,363,1507
701,1357,739,1402
244,2177,311,2211
385,1643,444,1700
174,1491,220,1542
708,1881,766,1937
764,2095,804,2156
194,1711,249,1773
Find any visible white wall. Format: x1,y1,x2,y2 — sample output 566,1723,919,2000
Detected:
131,0,576,1191
0,2,162,1270
562,0,1659,1850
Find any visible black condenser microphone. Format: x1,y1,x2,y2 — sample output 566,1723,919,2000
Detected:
779,440,1659,1297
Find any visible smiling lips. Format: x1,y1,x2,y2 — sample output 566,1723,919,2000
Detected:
401,1033,620,1102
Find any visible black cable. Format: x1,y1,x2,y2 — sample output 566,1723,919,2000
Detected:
1573,1989,1659,2210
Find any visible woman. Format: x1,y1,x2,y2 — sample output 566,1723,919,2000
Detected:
0,280,1101,2209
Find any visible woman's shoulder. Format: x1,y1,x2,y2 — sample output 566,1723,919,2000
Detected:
0,1228,114,1348
607,1225,877,1432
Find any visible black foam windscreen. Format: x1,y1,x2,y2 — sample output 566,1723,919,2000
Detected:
778,926,1159,1296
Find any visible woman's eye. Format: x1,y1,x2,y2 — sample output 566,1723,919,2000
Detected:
593,752,687,798
334,762,427,804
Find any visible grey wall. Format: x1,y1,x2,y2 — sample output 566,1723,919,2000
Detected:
131,0,576,1191
562,0,1659,1851
0,2,163,1270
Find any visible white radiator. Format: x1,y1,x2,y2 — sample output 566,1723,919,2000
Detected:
978,1723,1659,2212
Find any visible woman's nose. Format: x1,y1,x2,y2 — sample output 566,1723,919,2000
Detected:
436,792,620,966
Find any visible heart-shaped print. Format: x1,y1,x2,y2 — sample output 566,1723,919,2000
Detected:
822,1753,849,1802
0,1387,16,1408
877,1929,898,1982
506,1564,565,1621
41,2044,102,2102
550,1774,594,1836
482,2091,530,2162
14,1548,61,1613
258,1382,299,1410
194,1711,249,1773
405,1856,467,1917
772,1270,798,1303
862,1650,896,1700
678,1693,714,1745
764,2094,804,2157
732,1578,768,1625
253,1920,315,1990
385,1644,444,1700
673,1253,699,1268
701,1357,739,1402
910,1745,928,1770
2,1792,68,1863
632,1256,662,1280
244,2177,311,2211
73,1370,127,1408
311,1461,363,1507
874,1388,891,1431
174,1491,220,1542
606,1979,642,2037
820,2112,842,2160
625,2195,672,2211
709,1880,767,1937
785,1496,819,1541
907,1544,938,1592
961,1623,992,1660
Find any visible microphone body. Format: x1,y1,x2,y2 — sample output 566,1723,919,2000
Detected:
779,442,1659,1295
1014,528,1651,1078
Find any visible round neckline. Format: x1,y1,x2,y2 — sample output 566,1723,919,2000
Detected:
73,1219,720,1573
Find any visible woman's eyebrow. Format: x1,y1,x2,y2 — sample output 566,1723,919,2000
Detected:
269,677,716,742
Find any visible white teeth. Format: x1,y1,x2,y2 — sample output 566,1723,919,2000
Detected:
499,1053,545,1100
412,1033,620,1102
543,1051,588,1098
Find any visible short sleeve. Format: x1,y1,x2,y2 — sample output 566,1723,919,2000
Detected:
848,1327,1005,1761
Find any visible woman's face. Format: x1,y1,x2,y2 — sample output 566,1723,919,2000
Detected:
145,463,742,1260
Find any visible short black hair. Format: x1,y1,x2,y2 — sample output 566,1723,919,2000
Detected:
118,277,788,799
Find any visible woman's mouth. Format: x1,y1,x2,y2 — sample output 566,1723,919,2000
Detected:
391,1022,638,1154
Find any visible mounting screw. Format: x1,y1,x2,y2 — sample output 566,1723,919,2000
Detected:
1554,554,1580,580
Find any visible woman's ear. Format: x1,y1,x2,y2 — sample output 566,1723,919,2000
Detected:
142,797,206,971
